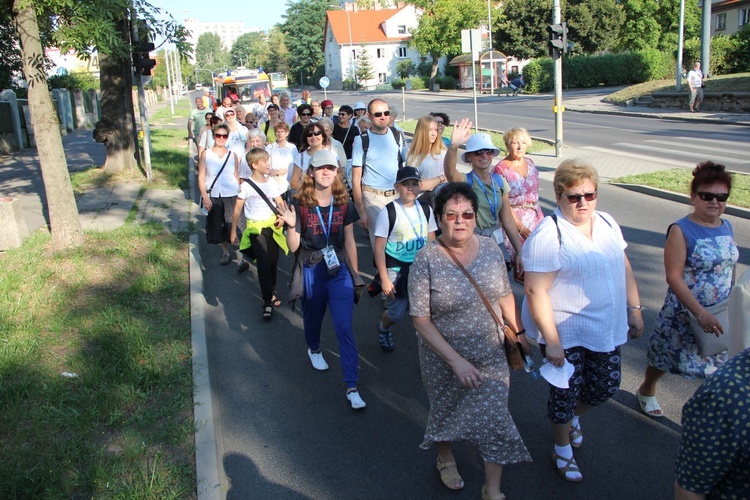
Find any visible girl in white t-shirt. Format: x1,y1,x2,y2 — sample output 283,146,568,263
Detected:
231,148,289,320
406,115,448,203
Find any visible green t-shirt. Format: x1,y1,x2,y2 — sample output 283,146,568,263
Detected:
461,171,508,231
189,108,208,137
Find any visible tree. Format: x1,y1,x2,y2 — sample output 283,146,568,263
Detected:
280,0,330,83
396,59,415,78
654,0,701,51
566,0,624,54
494,0,552,60
195,32,230,69
231,31,269,68
356,48,374,85
264,26,290,75
407,0,486,87
617,0,661,51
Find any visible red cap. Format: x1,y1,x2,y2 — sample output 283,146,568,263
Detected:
321,100,334,108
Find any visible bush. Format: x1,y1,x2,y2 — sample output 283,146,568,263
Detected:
409,77,426,90
48,70,100,92
396,60,415,79
523,58,554,93
391,78,406,90
683,36,735,76
436,76,456,89
417,60,433,80
729,25,750,73
343,78,361,90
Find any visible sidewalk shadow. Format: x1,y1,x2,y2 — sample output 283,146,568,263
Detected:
224,452,309,499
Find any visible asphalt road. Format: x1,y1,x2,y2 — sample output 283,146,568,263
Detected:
199,171,749,498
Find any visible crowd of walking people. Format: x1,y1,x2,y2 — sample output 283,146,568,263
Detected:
193,92,748,500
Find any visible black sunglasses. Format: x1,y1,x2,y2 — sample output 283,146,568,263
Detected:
443,211,475,222
213,133,228,139
338,112,349,116
472,149,495,156
300,112,312,117
307,130,323,137
562,191,598,204
696,191,729,202
372,110,391,118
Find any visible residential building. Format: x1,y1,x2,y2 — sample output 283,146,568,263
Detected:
184,18,258,62
710,0,750,36
323,2,446,90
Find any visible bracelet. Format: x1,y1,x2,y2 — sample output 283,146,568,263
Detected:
516,329,526,336
695,312,703,321
627,305,643,311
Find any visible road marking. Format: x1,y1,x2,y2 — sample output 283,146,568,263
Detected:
646,139,750,158
660,136,750,149
581,146,693,168
614,143,748,166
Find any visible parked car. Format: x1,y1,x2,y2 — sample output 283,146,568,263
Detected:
195,83,203,91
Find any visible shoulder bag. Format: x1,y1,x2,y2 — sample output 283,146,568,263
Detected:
200,150,232,209
437,238,525,370
688,266,735,357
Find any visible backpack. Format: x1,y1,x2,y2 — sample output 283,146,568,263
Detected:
360,126,404,173
385,200,431,237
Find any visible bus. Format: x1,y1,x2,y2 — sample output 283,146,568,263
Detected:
268,72,288,92
213,67,272,105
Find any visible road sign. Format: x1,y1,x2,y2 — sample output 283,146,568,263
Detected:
319,76,330,89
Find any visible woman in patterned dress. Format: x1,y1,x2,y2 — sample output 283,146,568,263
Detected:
492,128,544,263
409,183,530,500
637,162,738,417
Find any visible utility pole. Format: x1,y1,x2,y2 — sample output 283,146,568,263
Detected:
166,48,175,115
548,0,566,157
676,0,685,90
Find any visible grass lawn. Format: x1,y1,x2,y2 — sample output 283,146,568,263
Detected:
612,169,750,208
398,119,551,154
604,73,750,105
0,100,195,497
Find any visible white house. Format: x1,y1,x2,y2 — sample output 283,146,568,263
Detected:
322,2,446,90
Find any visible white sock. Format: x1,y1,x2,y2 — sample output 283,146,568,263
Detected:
572,415,580,428
570,416,583,446
554,444,582,480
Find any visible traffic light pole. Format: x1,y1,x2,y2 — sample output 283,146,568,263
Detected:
130,7,153,181
552,0,563,157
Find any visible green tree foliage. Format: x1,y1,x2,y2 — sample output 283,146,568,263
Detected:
728,25,750,73
494,0,552,60
264,26,290,74
356,48,374,83
617,0,661,51
280,0,330,84
231,31,269,68
396,59,415,78
566,0,624,54
655,0,701,51
195,32,230,69
407,0,486,86
47,70,100,91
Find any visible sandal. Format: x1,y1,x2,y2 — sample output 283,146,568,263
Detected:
569,421,583,448
636,390,664,418
436,456,464,490
262,305,273,320
552,452,583,482
481,484,506,500
271,295,282,308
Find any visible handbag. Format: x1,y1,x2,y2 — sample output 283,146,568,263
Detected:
688,267,735,357
437,239,525,370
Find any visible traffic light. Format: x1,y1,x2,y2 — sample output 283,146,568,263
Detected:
547,23,568,57
132,41,156,76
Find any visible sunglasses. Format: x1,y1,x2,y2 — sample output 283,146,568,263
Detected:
224,112,235,116
214,133,229,139
434,120,445,125
307,130,323,137
338,112,349,116
696,191,729,202
300,112,312,117
443,211,476,222
314,165,338,172
372,110,391,118
472,149,495,156
562,191,598,204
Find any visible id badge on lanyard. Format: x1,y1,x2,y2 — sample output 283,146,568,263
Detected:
316,200,340,272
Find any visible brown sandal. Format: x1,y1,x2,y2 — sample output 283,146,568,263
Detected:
436,456,464,490
552,452,583,482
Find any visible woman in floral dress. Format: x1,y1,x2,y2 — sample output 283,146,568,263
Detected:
492,128,544,263
636,162,738,417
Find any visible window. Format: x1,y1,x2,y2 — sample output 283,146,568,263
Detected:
740,8,750,27
397,25,406,34
377,48,385,58
378,73,387,84
715,13,726,30
397,47,407,58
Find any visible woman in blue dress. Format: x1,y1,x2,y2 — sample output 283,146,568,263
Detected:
637,162,738,417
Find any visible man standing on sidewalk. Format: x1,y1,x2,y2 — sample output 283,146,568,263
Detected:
351,98,407,248
188,97,208,147
687,62,703,113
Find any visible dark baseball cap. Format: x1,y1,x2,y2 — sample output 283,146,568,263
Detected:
396,166,421,183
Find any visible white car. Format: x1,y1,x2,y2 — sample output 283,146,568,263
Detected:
195,83,203,91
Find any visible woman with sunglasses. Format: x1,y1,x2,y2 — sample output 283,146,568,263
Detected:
278,149,366,410
409,182,531,499
198,115,222,161
198,124,240,265
289,122,331,191
522,159,643,482
223,108,249,169
636,162,737,418
263,104,282,143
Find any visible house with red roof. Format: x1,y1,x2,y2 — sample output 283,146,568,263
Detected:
323,2,447,90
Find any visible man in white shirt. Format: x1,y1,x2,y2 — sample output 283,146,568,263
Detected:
687,61,703,113
215,97,234,121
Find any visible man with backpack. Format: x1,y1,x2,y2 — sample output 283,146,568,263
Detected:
351,99,409,248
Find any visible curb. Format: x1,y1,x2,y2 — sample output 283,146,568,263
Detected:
565,105,750,127
612,183,750,220
190,165,222,499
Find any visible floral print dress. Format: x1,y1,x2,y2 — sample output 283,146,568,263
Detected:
492,158,544,260
647,216,738,377
408,237,531,465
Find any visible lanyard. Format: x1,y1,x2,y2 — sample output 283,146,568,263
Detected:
315,197,335,246
471,172,499,224
396,200,426,242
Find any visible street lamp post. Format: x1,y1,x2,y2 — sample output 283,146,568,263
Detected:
331,5,355,86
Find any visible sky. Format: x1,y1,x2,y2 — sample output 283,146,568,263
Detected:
156,0,288,31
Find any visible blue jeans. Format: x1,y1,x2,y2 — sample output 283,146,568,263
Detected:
302,261,359,388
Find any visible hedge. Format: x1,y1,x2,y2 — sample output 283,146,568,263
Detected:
523,49,674,93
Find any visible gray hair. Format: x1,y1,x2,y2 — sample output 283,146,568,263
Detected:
317,116,334,132
247,127,266,144
388,105,399,119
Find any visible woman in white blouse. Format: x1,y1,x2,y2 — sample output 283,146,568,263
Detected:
522,159,643,483
406,115,449,204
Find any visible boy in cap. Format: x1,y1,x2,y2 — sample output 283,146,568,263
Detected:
372,166,437,350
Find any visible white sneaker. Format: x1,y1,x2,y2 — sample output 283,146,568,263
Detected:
347,390,366,409
307,349,329,371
